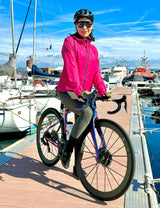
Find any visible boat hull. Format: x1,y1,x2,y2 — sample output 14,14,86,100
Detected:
0,101,37,133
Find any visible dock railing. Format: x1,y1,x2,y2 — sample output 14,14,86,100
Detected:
132,83,159,208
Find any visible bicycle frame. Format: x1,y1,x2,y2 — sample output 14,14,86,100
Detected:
43,107,70,148
37,90,134,201
63,108,70,138
43,103,107,161
43,118,62,148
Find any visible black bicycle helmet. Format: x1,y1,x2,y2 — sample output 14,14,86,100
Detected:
73,9,94,24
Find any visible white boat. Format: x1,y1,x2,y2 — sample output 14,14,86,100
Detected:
151,87,160,96
0,86,37,133
0,1,63,135
0,1,37,134
19,65,61,115
109,65,128,87
26,0,61,116
156,72,160,83
147,72,160,95
0,90,37,133
101,67,111,81
35,94,61,116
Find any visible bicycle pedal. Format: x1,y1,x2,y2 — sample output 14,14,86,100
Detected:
67,121,73,124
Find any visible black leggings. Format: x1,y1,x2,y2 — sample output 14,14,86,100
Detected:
57,91,93,139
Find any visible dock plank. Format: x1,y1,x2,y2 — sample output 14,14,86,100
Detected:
0,87,155,208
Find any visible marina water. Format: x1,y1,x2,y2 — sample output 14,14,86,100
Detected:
140,95,160,202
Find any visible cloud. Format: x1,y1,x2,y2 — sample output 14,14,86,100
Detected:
153,22,160,30
0,5,6,10
49,8,122,24
94,36,160,60
0,1,159,68
93,9,122,15
136,9,155,23
14,0,30,7
102,20,156,27
94,18,159,38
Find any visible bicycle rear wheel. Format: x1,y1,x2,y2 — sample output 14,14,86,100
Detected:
37,108,64,166
76,119,135,201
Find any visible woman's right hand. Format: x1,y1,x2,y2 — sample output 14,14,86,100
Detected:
79,91,90,99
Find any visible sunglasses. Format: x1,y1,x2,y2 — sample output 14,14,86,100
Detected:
76,21,93,28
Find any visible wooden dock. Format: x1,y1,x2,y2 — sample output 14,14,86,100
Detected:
0,87,158,208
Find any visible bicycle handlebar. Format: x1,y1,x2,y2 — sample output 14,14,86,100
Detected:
76,90,127,114
107,95,127,114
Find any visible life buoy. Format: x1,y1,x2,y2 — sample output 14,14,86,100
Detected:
33,80,45,87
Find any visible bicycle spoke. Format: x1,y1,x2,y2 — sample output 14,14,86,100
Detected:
107,167,120,186
82,143,96,158
105,167,113,191
37,108,64,166
112,158,127,168
108,136,120,150
81,154,96,161
108,166,126,179
113,155,127,157
90,163,99,186
106,128,113,146
77,119,135,201
83,162,98,177
111,144,126,155
87,134,95,148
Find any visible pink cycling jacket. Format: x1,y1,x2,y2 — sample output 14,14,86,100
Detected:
56,35,107,97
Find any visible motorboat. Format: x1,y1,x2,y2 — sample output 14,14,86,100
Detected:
109,65,128,86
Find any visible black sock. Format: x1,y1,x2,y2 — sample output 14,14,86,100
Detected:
65,136,76,155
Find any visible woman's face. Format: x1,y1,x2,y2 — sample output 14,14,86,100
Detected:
75,17,93,39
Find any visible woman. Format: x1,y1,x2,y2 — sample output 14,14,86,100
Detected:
56,9,107,171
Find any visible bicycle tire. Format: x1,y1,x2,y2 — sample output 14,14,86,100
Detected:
37,108,64,166
76,119,135,201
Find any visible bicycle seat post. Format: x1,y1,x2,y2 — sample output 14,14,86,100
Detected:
62,105,73,141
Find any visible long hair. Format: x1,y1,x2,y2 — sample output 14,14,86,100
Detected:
70,31,95,41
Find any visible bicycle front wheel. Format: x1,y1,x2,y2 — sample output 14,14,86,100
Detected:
37,108,64,166
76,119,135,201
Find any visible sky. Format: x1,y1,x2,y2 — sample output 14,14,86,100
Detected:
0,0,160,69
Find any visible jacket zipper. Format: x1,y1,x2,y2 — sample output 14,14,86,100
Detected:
82,40,89,88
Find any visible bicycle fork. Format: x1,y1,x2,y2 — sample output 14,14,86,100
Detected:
90,116,107,161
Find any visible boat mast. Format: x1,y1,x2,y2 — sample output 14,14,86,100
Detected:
141,50,148,66
10,0,15,56
33,0,37,65
10,0,17,87
16,0,33,54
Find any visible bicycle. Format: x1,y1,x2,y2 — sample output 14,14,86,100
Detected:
36,89,135,201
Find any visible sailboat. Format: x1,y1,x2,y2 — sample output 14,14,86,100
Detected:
26,0,61,116
0,0,37,136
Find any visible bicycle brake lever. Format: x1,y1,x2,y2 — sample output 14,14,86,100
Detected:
76,90,98,110
75,98,90,110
